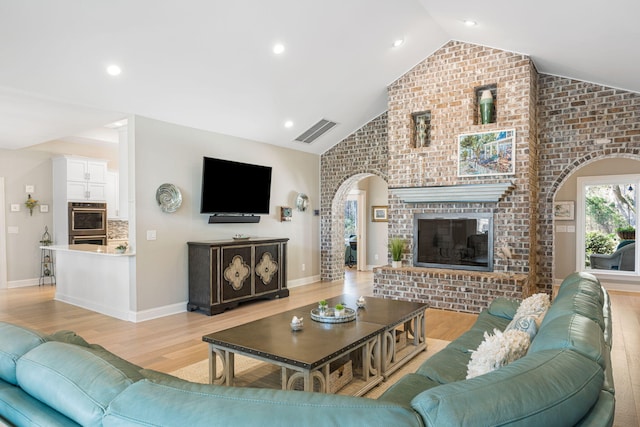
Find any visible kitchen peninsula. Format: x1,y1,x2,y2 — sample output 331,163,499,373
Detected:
45,244,135,321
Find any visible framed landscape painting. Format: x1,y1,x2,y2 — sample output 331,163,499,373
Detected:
372,206,388,222
458,129,515,177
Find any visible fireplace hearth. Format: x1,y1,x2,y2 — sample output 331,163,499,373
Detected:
413,213,493,272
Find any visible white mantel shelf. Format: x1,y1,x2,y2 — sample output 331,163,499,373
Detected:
389,181,515,203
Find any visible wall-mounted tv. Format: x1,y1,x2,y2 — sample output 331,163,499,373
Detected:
200,156,272,215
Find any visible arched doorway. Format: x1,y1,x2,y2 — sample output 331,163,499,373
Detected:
322,173,388,281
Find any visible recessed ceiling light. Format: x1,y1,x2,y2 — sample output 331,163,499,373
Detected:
284,120,294,128
106,64,122,76
392,39,404,48
464,20,477,27
273,43,285,55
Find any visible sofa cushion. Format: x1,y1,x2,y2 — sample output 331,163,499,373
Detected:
415,344,473,384
0,379,80,426
0,322,47,385
16,341,139,426
103,379,424,427
412,349,603,427
543,291,605,331
446,310,511,353
487,297,520,320
529,313,607,369
556,272,603,305
377,373,440,406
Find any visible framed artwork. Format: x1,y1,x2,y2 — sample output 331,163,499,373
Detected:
553,201,575,220
458,129,515,177
372,206,388,222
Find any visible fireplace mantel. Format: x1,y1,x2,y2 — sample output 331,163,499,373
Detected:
389,181,515,203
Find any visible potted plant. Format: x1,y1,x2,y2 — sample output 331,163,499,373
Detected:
334,303,345,317
318,299,328,313
615,225,635,240
389,237,406,268
115,243,128,254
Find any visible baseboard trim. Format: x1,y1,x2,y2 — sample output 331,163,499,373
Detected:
287,275,321,289
8,278,40,288
132,302,187,322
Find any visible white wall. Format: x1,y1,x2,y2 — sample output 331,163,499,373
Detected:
0,149,54,286
132,116,320,312
355,175,388,268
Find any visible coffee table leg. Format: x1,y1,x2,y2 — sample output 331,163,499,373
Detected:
208,346,235,386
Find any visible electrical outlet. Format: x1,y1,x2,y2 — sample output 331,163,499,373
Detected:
146,230,157,240
7,226,18,234
10,204,19,212
301,263,306,272
374,254,379,260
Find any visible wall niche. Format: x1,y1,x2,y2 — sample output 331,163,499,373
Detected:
411,110,431,148
474,84,497,125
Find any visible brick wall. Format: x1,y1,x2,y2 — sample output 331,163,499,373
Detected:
536,75,640,292
320,113,388,281
320,41,640,311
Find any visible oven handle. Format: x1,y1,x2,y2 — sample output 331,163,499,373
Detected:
71,208,106,212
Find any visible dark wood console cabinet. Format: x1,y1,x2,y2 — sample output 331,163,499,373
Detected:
187,237,289,315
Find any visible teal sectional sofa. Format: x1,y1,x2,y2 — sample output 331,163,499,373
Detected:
0,272,613,426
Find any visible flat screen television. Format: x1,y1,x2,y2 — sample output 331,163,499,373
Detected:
200,156,272,215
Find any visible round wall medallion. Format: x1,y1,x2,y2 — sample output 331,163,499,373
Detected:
156,183,182,213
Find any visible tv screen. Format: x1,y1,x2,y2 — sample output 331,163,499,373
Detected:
200,157,272,214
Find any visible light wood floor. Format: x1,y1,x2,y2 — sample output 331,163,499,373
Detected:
0,270,636,425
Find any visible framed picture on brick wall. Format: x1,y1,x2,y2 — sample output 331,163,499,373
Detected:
457,129,515,177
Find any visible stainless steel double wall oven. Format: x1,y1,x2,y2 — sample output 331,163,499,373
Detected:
68,202,107,245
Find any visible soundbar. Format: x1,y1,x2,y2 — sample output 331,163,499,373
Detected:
208,215,261,224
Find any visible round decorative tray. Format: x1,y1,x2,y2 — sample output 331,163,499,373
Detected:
310,307,356,323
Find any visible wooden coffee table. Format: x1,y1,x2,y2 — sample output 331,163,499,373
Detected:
202,295,428,395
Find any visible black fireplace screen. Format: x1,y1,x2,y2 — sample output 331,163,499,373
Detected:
413,213,493,271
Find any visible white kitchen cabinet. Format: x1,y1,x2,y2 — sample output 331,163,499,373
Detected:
54,156,107,201
52,156,109,245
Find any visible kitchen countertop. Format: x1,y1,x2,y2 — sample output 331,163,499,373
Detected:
42,244,135,256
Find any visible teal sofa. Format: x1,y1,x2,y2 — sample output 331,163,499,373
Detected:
379,271,614,426
0,272,613,426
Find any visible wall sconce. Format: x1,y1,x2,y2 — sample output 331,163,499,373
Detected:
25,194,38,216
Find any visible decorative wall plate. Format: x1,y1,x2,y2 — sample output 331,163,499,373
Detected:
295,193,309,211
156,183,182,213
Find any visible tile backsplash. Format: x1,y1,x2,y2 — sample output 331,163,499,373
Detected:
107,219,129,240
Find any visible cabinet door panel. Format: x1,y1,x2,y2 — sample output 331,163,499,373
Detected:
87,183,106,201
67,182,88,200
87,161,107,183
254,244,280,294
221,246,253,301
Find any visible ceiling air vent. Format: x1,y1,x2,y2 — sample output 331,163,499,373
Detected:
294,119,337,143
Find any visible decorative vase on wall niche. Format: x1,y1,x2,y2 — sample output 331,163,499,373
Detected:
480,90,494,124
392,260,402,268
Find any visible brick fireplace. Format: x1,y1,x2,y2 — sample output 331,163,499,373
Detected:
371,41,539,313
321,40,640,310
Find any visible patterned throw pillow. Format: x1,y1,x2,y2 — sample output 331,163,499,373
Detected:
466,328,531,379
514,293,550,327
505,315,537,340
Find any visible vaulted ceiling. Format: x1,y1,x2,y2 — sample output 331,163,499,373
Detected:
1,0,638,153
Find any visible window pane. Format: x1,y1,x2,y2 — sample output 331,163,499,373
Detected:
585,183,636,272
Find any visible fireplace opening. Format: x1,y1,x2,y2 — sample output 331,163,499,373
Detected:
413,213,493,272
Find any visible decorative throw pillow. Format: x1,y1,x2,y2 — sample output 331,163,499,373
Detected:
466,328,531,379
505,315,538,340
514,293,550,327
